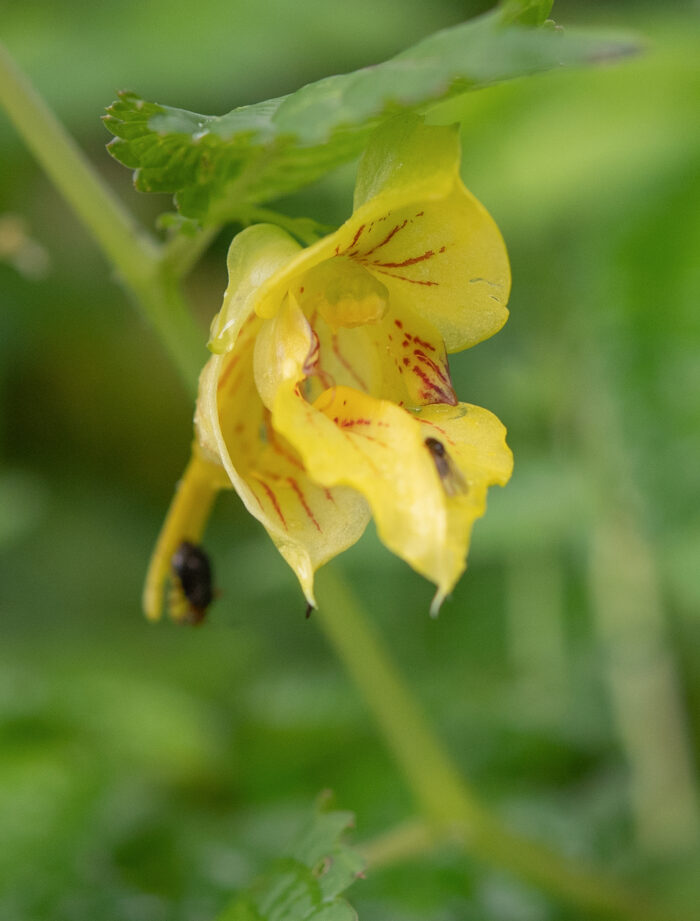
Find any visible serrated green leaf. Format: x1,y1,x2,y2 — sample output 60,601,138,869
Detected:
104,9,639,223
215,808,363,921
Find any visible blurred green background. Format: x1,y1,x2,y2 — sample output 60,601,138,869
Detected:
1,1,699,919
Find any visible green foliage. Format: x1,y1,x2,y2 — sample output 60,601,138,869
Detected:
104,7,637,223
217,806,363,921
499,0,554,27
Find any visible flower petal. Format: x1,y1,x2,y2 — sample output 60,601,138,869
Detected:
200,263,369,605
258,297,512,608
366,298,457,407
413,402,513,613
208,223,302,354
252,116,510,353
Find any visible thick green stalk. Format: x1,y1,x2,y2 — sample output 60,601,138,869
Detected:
317,569,687,921
0,42,202,394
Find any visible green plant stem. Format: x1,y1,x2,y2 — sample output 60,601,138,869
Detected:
162,222,221,279
0,42,202,394
316,568,686,921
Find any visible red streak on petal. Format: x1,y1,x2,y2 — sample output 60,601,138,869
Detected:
374,270,439,287
259,479,287,529
420,418,456,445
265,413,305,470
414,348,453,388
287,477,321,532
217,354,240,391
332,333,368,391
344,223,366,253
324,488,336,505
361,219,408,256
412,336,435,351
394,319,403,329
303,329,321,376
340,417,371,427
372,250,435,269
412,365,458,405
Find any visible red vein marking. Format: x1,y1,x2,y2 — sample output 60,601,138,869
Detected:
439,246,446,254
332,333,368,391
360,219,408,257
287,477,321,532
258,478,287,529
341,223,366,254
324,488,336,505
346,428,390,448
303,329,321,375
412,336,435,351
420,418,456,445
265,413,305,470
415,211,424,217
394,319,403,329
338,417,387,428
402,357,410,367
375,270,439,287
217,354,240,391
249,484,265,512
414,348,453,389
371,250,436,269
412,365,458,405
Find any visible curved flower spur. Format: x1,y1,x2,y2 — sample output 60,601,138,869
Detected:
144,115,513,621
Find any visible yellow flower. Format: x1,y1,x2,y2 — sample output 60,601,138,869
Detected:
144,115,513,621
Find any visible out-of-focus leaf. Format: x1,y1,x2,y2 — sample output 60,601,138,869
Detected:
104,9,638,223
216,806,363,921
499,0,554,27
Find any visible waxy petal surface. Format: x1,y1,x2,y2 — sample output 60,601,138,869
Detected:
251,117,509,353
200,245,369,604
256,297,511,606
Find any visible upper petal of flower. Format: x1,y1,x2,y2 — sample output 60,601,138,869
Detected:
250,115,510,353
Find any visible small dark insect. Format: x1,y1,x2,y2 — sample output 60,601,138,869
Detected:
305,602,314,619
171,540,215,625
424,436,468,497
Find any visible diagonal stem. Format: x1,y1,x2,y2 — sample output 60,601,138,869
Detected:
0,41,203,394
316,568,689,921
